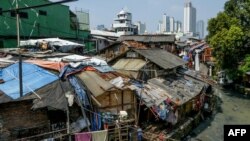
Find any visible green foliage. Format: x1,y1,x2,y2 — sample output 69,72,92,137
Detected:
207,0,250,80
209,25,244,69
206,12,239,42
239,55,250,74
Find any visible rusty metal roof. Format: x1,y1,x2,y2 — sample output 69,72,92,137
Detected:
133,49,187,70
129,74,206,107
117,35,175,43
112,59,146,71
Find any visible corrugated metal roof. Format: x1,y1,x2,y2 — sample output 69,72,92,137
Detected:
112,59,146,71
77,71,114,97
129,74,206,107
134,49,187,69
117,35,175,43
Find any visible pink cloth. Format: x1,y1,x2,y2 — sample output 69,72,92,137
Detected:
75,132,92,141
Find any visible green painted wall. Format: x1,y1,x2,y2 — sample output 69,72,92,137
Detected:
0,0,90,48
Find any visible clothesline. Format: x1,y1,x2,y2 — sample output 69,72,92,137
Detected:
14,106,178,141
82,105,178,141
13,124,130,141
15,128,67,141
14,124,178,141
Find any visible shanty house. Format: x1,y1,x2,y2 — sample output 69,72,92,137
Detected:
98,41,187,80
112,48,186,80
128,71,212,140
0,62,81,140
117,35,176,53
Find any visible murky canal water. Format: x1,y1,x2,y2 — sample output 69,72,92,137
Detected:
188,86,250,141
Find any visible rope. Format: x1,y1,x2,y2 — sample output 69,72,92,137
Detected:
15,128,67,141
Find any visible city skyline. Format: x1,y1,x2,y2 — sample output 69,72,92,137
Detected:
63,0,227,34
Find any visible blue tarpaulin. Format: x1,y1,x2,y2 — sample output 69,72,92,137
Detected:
68,76,89,106
0,62,58,99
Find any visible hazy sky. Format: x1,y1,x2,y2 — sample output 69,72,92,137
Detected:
64,0,228,33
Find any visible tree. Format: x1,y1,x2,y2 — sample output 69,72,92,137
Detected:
239,55,250,75
207,0,250,80
206,12,239,42
224,0,250,49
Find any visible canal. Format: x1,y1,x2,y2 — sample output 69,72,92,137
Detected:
188,86,250,141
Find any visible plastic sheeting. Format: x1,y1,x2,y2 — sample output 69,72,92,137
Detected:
20,38,84,53
32,80,72,110
68,76,89,106
0,62,58,99
25,59,67,71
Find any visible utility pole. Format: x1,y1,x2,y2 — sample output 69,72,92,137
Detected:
16,0,23,97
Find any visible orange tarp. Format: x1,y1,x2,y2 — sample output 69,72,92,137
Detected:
25,59,67,72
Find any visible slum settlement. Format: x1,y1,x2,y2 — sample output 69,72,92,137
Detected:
0,34,215,141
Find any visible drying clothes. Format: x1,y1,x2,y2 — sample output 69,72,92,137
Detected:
92,130,108,141
75,132,92,141
91,112,102,131
42,138,54,141
137,128,143,141
158,104,168,120
165,97,171,104
167,110,177,125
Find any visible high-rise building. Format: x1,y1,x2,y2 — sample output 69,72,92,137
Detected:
170,17,175,33
112,8,137,36
184,1,196,34
157,21,163,33
135,21,146,34
176,21,182,32
174,21,177,32
196,20,205,39
162,14,170,32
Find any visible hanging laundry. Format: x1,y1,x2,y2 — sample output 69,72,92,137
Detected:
137,128,143,141
91,130,108,141
75,132,92,141
167,110,177,125
42,138,54,141
91,112,102,131
158,103,168,120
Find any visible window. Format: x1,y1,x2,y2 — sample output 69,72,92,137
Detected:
0,8,2,15
39,10,47,16
11,11,28,19
19,12,28,19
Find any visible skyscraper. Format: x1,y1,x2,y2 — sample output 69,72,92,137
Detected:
157,20,163,33
135,21,146,34
176,21,182,32
170,17,175,33
162,14,170,32
196,20,205,39
184,1,196,34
